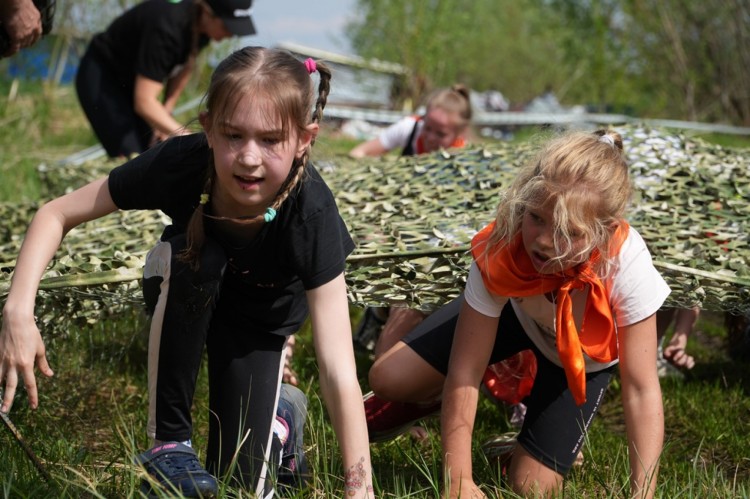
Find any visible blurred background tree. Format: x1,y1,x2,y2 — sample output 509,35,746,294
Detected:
346,0,750,125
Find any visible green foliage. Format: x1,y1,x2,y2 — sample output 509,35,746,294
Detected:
346,0,750,126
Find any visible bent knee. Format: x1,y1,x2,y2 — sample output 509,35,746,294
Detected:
368,358,404,400
509,445,563,496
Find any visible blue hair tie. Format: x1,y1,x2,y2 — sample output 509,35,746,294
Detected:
264,207,277,222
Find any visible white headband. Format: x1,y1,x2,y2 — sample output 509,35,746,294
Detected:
599,134,616,147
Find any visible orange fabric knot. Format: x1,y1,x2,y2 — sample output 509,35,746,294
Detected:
471,221,630,405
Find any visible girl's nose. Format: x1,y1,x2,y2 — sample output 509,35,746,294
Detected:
237,143,261,166
536,228,555,250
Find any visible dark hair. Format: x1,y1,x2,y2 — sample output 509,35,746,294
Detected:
180,47,331,267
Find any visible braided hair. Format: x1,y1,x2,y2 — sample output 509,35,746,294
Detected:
180,47,331,268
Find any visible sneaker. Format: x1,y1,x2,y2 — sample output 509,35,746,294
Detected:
481,432,518,472
136,441,218,498
275,384,310,490
353,308,387,352
364,391,441,443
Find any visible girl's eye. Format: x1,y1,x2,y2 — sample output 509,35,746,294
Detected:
222,131,242,141
263,137,282,146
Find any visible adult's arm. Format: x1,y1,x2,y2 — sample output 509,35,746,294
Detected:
441,299,497,499
0,178,118,412
134,75,189,144
162,64,193,115
618,313,664,498
0,0,42,56
306,273,374,498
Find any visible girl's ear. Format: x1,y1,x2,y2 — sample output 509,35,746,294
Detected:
295,123,319,159
199,111,213,148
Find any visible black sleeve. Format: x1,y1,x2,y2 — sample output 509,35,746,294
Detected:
108,134,208,215
287,178,355,290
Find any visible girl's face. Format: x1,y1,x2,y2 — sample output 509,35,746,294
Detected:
201,94,316,219
200,8,233,41
420,107,463,152
521,202,589,274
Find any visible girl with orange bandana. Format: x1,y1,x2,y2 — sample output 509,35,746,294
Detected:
367,129,668,498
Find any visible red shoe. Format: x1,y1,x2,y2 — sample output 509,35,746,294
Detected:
364,391,441,443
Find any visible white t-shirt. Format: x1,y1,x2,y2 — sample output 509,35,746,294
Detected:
378,116,422,152
464,226,671,372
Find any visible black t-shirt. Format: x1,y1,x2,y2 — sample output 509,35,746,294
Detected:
108,134,355,335
88,0,209,84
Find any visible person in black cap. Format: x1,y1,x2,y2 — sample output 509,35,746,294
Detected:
75,0,255,158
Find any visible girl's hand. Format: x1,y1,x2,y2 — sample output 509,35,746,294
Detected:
0,311,53,412
445,479,486,499
663,332,695,369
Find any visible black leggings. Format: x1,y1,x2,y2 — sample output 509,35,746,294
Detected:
403,295,615,475
75,49,152,157
142,234,287,493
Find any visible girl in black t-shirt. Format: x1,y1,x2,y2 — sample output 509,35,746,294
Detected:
0,47,374,498
76,0,256,158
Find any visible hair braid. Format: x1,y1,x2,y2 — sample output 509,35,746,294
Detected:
312,61,331,125
179,160,215,268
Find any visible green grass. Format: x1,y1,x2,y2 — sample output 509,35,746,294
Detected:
1,80,749,498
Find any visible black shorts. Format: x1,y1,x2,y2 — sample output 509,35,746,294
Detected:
403,295,615,475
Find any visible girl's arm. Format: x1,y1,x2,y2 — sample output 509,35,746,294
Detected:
618,313,664,499
306,273,373,498
134,75,189,143
441,300,498,499
0,177,118,412
349,138,388,158
162,64,192,115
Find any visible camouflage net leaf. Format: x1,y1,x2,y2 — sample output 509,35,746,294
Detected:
1,125,749,336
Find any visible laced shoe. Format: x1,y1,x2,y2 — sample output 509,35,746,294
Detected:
136,441,218,498
275,384,310,490
364,391,441,443
353,308,387,352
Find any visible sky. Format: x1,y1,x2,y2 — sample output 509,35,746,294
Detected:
246,0,360,57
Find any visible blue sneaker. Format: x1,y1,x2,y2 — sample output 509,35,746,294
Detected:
136,442,218,498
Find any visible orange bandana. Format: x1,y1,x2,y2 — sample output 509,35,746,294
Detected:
471,221,630,405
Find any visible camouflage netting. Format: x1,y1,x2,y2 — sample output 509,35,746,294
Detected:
1,126,748,335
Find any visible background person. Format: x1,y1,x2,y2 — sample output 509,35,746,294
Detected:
75,0,255,158
349,84,473,356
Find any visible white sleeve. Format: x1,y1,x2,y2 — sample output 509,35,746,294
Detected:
378,116,419,151
464,262,507,317
608,227,671,327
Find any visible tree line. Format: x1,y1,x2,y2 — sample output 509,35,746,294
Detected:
346,0,750,126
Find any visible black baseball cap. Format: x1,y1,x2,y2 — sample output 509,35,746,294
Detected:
205,0,256,36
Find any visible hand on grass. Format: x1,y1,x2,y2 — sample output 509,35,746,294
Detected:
445,478,486,499
0,312,53,412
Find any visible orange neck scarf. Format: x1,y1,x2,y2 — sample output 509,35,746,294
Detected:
471,221,630,405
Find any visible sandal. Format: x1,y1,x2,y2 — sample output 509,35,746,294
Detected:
136,441,218,498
